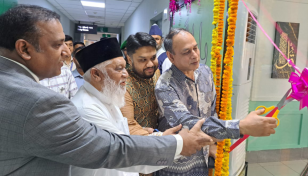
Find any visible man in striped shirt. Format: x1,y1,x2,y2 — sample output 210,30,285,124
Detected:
40,66,78,99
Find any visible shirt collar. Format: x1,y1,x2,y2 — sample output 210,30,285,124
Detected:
72,69,83,78
63,56,73,65
170,64,200,83
157,47,165,56
1,55,40,83
83,81,110,105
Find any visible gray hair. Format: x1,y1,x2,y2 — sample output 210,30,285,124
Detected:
83,60,113,82
164,28,192,54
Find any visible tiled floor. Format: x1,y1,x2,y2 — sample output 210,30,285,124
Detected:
248,160,308,176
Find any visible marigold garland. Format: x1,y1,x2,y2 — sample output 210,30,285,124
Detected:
210,0,225,175
219,0,239,175
210,0,239,175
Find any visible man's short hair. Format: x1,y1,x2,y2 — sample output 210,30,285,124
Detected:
164,28,192,54
126,32,156,57
65,35,73,42
0,5,60,51
72,46,85,58
73,42,85,47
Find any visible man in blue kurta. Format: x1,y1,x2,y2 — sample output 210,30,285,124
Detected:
155,28,278,176
149,24,171,74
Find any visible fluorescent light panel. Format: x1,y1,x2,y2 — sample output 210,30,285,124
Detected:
81,1,105,8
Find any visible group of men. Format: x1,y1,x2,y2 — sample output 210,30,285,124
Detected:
0,5,278,176
39,35,85,99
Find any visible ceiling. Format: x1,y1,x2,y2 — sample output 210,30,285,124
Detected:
47,0,143,28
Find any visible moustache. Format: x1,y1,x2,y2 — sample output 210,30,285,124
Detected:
144,67,156,71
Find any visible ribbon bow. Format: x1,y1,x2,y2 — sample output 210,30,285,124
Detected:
289,68,308,110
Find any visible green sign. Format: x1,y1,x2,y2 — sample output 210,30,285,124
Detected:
98,27,108,32
102,34,111,38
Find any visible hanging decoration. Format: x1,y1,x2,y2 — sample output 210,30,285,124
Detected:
210,0,239,175
219,0,239,175
210,0,225,175
185,0,193,12
169,0,178,25
209,0,223,176
169,0,200,25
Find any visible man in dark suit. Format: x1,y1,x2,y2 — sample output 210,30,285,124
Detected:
0,5,216,176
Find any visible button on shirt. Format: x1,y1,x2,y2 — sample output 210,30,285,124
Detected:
40,66,78,99
72,69,84,89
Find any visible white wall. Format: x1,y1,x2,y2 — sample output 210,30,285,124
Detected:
122,0,169,41
243,0,260,11
251,0,308,101
18,0,75,37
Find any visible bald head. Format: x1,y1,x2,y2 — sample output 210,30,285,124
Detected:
164,28,200,73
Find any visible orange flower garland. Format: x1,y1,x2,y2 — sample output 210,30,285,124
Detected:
211,0,239,175
219,0,239,175
209,3,219,176
210,0,225,175
215,0,225,115
210,0,219,85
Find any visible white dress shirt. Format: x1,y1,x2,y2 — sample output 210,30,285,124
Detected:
71,81,183,176
157,47,172,73
40,66,78,99
63,56,76,71
162,58,172,73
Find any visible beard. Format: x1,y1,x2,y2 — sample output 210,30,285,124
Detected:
132,62,157,79
100,74,126,108
156,44,162,50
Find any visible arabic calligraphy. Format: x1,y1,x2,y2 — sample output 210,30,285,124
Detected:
272,22,300,79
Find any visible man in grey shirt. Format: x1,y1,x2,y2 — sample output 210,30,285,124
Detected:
0,5,216,176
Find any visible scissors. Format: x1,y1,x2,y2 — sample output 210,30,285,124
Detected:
255,88,294,127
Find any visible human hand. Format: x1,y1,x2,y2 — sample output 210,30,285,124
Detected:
179,119,216,156
209,144,217,159
162,124,182,136
239,108,277,137
143,127,154,134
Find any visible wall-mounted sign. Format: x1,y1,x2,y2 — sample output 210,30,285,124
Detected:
102,34,111,38
271,22,300,79
97,27,108,32
75,24,97,34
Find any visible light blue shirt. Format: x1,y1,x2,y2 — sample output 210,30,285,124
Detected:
72,69,84,89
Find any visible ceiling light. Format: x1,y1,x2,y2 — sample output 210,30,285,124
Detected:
81,1,105,8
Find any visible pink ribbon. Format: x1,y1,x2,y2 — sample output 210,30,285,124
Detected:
229,0,308,153
289,68,308,110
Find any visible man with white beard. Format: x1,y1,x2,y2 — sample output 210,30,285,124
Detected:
71,38,197,176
